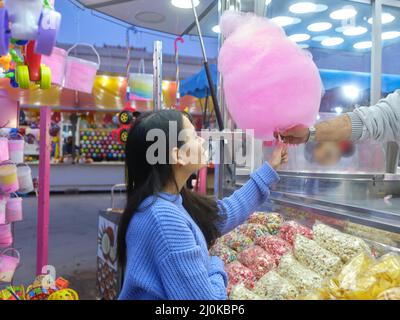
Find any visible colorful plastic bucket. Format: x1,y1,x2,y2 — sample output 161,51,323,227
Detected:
128,59,153,101
17,163,34,194
0,200,6,225
0,248,20,283
0,137,9,162
64,43,100,94
6,195,22,223
8,136,24,164
0,224,12,248
41,47,67,86
0,162,19,194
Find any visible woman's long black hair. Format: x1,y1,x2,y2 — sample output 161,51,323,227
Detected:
117,110,223,267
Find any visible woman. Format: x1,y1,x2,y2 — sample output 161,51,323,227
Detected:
117,110,288,300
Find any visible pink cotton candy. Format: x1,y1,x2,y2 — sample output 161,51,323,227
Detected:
218,11,322,140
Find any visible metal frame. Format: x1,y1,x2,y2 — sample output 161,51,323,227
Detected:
153,41,163,110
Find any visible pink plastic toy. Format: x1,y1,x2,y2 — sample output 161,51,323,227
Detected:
0,137,10,162
218,11,322,140
0,248,20,283
0,224,13,248
6,195,23,223
8,134,25,164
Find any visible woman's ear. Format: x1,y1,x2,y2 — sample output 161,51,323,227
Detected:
171,147,187,166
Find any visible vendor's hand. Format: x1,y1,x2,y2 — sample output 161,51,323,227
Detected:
275,125,310,145
269,143,289,170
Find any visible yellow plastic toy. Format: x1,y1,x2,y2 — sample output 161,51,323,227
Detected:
48,289,79,300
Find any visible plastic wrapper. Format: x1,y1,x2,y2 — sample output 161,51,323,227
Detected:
278,221,313,245
209,243,237,265
376,287,400,300
235,223,269,240
255,235,292,265
327,252,400,299
225,261,256,294
229,283,264,300
313,223,371,263
253,270,299,300
218,230,253,253
293,235,343,277
247,212,284,234
278,253,323,294
237,245,276,280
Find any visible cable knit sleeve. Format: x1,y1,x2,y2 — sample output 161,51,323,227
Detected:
153,207,227,300
216,162,279,235
346,90,400,142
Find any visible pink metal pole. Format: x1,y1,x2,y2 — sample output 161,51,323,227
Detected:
36,106,52,275
198,167,207,195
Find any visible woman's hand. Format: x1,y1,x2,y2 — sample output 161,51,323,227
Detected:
268,143,289,170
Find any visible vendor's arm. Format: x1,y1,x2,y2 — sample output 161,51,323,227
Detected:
279,90,400,143
215,145,286,235
347,90,400,142
155,207,228,300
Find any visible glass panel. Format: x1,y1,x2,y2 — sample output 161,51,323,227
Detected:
266,0,373,115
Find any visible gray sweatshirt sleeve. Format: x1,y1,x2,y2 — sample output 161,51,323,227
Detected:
346,90,400,142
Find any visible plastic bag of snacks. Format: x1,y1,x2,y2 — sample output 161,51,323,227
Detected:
229,283,265,300
278,220,313,245
235,223,269,240
293,235,343,277
313,222,371,263
209,243,237,264
237,245,276,280
225,261,256,294
377,287,400,300
278,253,323,294
218,230,253,253
327,252,400,299
247,212,284,234
253,270,299,300
255,235,292,265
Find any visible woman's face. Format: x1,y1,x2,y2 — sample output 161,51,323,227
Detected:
177,116,207,173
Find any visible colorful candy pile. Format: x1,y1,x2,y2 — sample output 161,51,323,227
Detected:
247,212,284,235
217,230,253,253
278,220,313,245
255,235,292,265
234,223,269,240
209,243,237,265
237,245,276,280
224,261,256,294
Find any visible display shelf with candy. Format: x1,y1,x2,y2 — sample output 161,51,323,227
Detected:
79,129,125,163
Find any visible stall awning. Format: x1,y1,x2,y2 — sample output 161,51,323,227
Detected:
180,64,218,99
319,69,400,93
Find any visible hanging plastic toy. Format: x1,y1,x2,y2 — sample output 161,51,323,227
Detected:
0,0,62,89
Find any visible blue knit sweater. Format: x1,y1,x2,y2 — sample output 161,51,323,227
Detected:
118,162,279,300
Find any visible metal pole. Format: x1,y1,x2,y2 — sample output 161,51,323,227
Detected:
191,0,224,130
371,0,399,173
371,0,382,105
153,40,163,111
37,106,52,275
